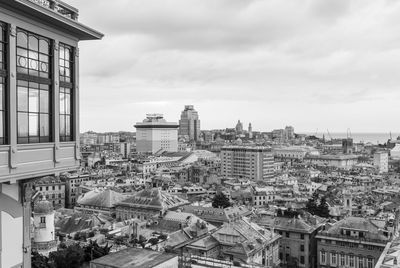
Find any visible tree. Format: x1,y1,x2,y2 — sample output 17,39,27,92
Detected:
148,237,159,246
305,192,318,215
212,192,231,208
316,196,330,218
32,251,50,268
49,244,85,268
83,240,111,262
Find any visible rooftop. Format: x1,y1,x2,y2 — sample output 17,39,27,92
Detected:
90,248,177,268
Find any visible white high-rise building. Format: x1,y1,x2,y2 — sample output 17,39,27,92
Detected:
135,114,178,154
374,151,388,173
221,146,275,181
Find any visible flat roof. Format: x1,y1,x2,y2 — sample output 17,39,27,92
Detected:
90,248,177,268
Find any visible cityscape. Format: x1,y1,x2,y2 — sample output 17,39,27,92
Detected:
1,1,400,268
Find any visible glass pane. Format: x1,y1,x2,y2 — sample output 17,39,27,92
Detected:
65,93,71,114
0,85,3,110
59,45,65,60
17,86,28,112
17,31,28,48
60,92,65,114
18,112,28,137
29,114,39,136
17,48,28,57
28,35,38,51
17,55,28,68
60,116,65,136
66,115,71,136
29,51,39,60
39,54,49,63
40,114,49,136
40,90,49,113
65,48,70,61
39,39,49,54
0,111,3,138
29,89,39,112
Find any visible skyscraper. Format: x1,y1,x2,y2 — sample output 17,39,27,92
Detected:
179,105,200,141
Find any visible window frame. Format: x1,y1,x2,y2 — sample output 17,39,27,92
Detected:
16,28,52,144
59,43,74,142
0,22,7,145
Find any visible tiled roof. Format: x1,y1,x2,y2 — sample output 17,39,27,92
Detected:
77,189,126,208
55,212,113,234
117,188,189,210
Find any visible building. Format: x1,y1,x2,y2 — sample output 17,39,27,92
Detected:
342,138,354,154
76,189,127,216
274,146,320,161
61,172,91,208
235,120,243,133
252,186,276,208
208,218,281,266
31,197,57,254
254,215,326,268
248,123,253,139
285,126,295,140
374,151,388,174
375,235,400,268
115,188,189,221
0,1,102,267
90,248,179,268
135,114,179,154
221,146,275,181
120,142,131,159
304,154,359,169
178,105,200,141
316,217,390,268
33,176,66,209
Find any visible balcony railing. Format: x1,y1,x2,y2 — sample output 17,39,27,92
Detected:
27,0,79,20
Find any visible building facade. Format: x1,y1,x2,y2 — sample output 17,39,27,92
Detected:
0,1,102,267
374,151,388,174
135,114,178,154
33,176,66,209
221,146,275,181
316,217,389,268
178,105,200,141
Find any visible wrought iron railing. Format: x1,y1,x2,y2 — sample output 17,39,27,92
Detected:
27,0,79,20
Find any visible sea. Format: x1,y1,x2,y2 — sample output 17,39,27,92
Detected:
302,132,400,145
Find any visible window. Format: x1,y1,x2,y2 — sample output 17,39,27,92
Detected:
0,22,7,145
300,234,304,240
331,252,337,266
300,244,304,252
359,257,364,268
286,232,289,238
300,256,305,264
367,258,373,268
340,253,345,266
59,43,73,141
16,29,51,144
40,216,46,223
320,251,326,264
349,255,355,267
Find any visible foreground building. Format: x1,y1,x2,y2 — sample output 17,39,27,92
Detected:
135,114,179,154
316,217,390,268
0,1,102,267
221,146,275,181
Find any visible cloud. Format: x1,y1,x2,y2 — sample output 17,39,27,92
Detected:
68,0,400,132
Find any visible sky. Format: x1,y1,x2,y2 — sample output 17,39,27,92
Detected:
68,0,400,133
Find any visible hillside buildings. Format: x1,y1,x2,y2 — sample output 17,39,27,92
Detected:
179,105,200,141
221,146,275,181
0,1,102,267
135,114,179,154
33,176,66,209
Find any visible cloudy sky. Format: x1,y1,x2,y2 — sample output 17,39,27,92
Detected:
69,0,400,133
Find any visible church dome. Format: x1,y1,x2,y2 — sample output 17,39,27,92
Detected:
34,196,53,214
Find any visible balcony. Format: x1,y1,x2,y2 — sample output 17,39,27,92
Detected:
27,0,79,20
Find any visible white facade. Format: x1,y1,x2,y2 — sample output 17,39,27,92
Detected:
374,151,388,173
135,114,178,154
33,213,55,244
